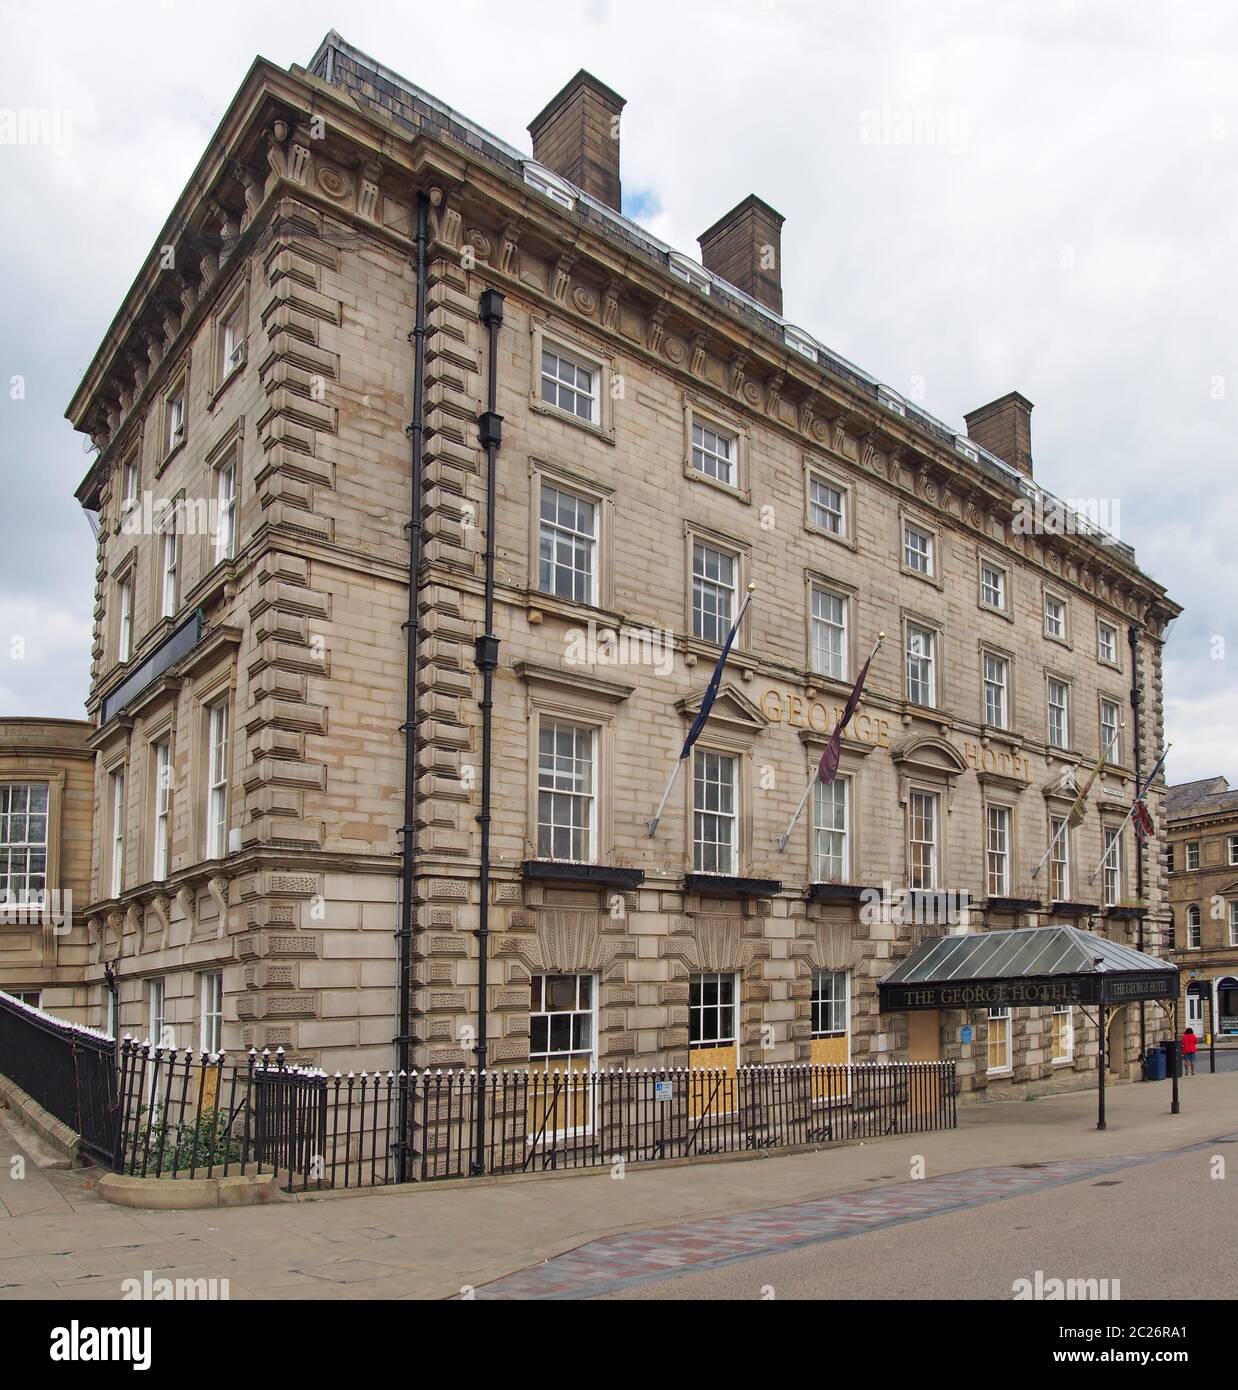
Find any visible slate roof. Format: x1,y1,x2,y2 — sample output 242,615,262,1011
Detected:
1166,777,1238,822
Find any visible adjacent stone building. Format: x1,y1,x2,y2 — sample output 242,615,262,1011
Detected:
0,719,94,1012
62,31,1179,1093
1166,776,1238,1041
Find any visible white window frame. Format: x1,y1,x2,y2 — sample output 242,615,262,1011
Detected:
206,700,229,859
535,719,596,864
148,977,172,1051
1098,620,1119,667
1229,901,1238,948
1228,835,1238,867
691,539,738,646
1100,698,1122,764
116,574,133,663
905,623,937,708
688,971,738,1050
903,522,934,577
1047,678,1069,750
1051,1004,1074,1064
1187,904,1201,948
214,456,237,563
152,738,171,881
1044,592,1067,642
120,452,139,523
979,559,1007,613
0,782,50,905
1102,825,1122,907
808,473,846,537
690,419,737,487
1050,816,1070,901
986,804,1011,898
1186,841,1200,871
160,523,179,619
812,775,850,883
540,340,599,425
693,748,738,876
537,481,598,607
809,584,849,682
986,1005,1012,1075
529,972,597,1065
982,651,1009,729
166,387,185,457
909,789,939,891
109,767,125,898
220,300,245,380
811,969,849,1039
199,971,223,1055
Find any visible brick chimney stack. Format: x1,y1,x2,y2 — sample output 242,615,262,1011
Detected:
698,195,786,315
528,70,626,213
964,392,1034,477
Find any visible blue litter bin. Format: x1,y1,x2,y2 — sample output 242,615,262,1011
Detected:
1143,1046,1167,1081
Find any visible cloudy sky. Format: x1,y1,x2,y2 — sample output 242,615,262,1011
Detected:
2,0,1234,786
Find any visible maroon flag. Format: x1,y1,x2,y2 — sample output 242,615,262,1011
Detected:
1133,798,1154,843
817,652,875,785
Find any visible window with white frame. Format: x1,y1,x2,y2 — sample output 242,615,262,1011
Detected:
0,783,48,904
692,541,737,645
166,387,185,455
105,987,117,1039
691,420,736,486
987,1006,1012,1073
1050,816,1070,901
1229,901,1238,947
979,561,1006,611
1098,621,1118,665
160,524,178,619
986,805,1011,898
905,623,936,707
116,574,133,663
148,977,173,1050
1187,904,1201,948
808,475,845,536
812,776,849,882
1102,825,1122,906
693,749,737,875
214,457,237,562
909,790,939,890
1051,1004,1073,1063
689,972,737,1048
220,301,245,379
120,453,139,522
983,652,1009,728
152,738,171,881
1044,593,1066,640
537,483,597,605
1229,835,1238,867
529,974,595,1062
811,970,848,1038
540,343,597,422
12,990,42,1008
109,767,126,897
206,700,229,859
199,971,223,1054
904,523,934,576
1167,843,1175,873
1186,841,1200,870
536,720,595,863
1048,679,1069,749
809,586,848,681
1100,698,1122,763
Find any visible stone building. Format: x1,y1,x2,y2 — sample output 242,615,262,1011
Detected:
0,719,94,1013
1166,777,1238,1041
63,31,1179,1092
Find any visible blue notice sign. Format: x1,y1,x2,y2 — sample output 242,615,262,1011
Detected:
654,1080,673,1103
960,1024,973,1044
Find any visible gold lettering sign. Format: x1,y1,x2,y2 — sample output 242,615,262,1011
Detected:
760,688,890,749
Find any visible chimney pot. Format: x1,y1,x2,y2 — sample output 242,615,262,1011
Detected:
528,70,626,213
964,391,1034,477
698,195,786,315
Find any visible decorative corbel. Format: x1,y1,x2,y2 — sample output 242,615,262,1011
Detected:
601,278,622,331
208,876,230,933
176,884,197,933
646,306,667,355
357,159,382,221
427,185,462,250
765,372,783,416
797,399,815,436
552,254,575,305
234,165,262,229
728,352,747,398
690,333,708,379
124,903,141,953
831,415,847,455
286,124,313,185
499,219,523,278
151,894,173,936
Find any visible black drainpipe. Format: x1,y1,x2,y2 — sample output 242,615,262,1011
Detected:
472,287,504,1176
1128,622,1145,1065
395,192,429,1182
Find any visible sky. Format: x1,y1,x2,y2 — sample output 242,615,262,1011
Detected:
1,0,1234,787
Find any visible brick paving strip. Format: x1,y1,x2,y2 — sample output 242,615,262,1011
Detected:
473,1137,1238,1300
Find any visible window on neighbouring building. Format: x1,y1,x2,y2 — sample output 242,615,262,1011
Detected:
1098,621,1118,665
536,720,595,863
1044,593,1066,640
689,972,737,1049
1102,825,1121,907
693,749,737,875
1186,841,1200,870
152,738,171,881
1230,901,1238,948
160,524,178,619
214,457,237,563
979,561,1006,611
540,344,597,422
1052,1005,1073,1063
811,969,848,1038
206,701,229,859
148,977,172,1050
0,783,48,904
986,805,1010,898
1050,816,1070,901
1229,835,1238,867
1187,905,1201,948
808,475,845,536
691,540,736,645
909,790,939,890
1167,912,1176,950
905,624,936,707
538,483,597,605
1048,679,1069,749
983,652,1008,728
12,990,42,1008
809,586,848,681
812,776,849,882
691,420,736,486
110,768,126,897
904,523,934,576
529,974,595,1064
987,1006,1011,1074
116,575,133,663
1100,698,1122,763
199,971,223,1054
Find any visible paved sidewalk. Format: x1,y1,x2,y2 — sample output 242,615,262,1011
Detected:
1,1071,1234,1301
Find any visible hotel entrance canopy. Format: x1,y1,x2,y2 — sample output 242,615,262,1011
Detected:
879,927,1178,1013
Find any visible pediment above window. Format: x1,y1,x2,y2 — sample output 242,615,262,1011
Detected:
889,734,967,779
514,659,635,704
675,682,768,734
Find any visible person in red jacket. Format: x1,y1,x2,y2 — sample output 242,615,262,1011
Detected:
1182,1027,1198,1076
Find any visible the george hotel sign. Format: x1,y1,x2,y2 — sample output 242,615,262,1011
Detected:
880,971,1178,1012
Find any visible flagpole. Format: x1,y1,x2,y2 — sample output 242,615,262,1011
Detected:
776,633,883,855
645,585,755,838
1087,743,1171,886
1030,720,1124,881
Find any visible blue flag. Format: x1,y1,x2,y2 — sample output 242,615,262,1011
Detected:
678,594,749,761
